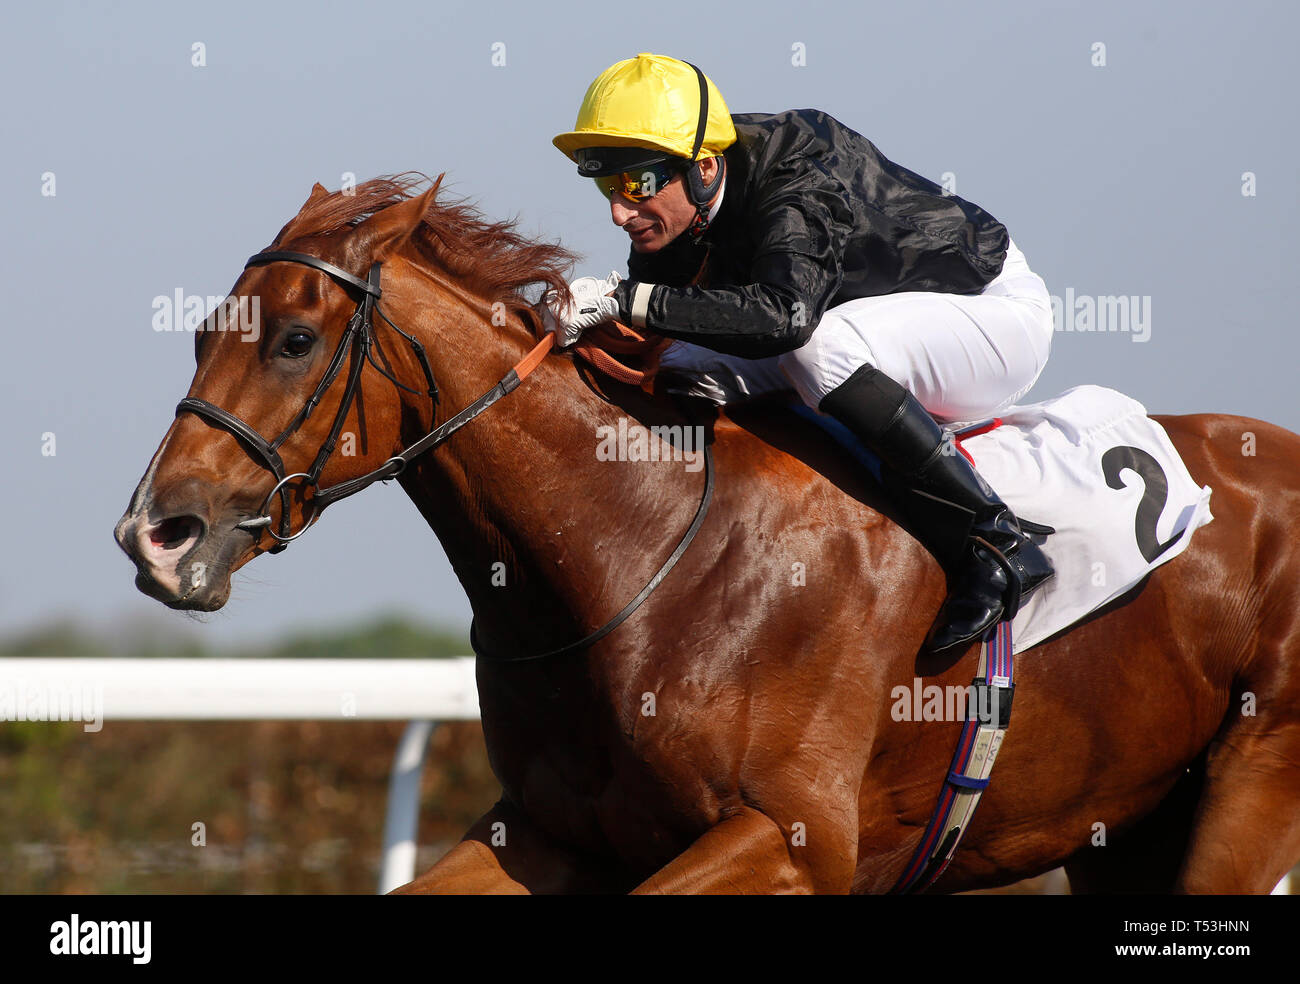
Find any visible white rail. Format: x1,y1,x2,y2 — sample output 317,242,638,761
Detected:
2,657,1293,895
0,657,480,720
0,657,479,893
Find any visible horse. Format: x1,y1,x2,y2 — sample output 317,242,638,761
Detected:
115,175,1300,894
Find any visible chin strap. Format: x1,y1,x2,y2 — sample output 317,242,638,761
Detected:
680,60,724,245
687,205,712,242
686,163,726,243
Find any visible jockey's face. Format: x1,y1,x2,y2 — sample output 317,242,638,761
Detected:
608,156,720,253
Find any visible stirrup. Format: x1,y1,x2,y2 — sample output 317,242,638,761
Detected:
972,534,1023,619
925,531,1055,653
976,521,1056,619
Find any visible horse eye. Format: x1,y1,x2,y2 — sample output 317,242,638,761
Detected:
281,330,314,358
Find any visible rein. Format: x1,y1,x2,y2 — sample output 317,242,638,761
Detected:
572,320,671,389
471,441,713,663
177,249,712,659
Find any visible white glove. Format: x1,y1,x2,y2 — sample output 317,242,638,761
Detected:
543,270,623,347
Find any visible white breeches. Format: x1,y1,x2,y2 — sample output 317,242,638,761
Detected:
658,238,1055,426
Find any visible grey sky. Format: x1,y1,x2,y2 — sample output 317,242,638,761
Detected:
3,1,1294,648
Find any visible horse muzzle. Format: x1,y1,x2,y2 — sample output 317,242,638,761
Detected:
113,504,243,611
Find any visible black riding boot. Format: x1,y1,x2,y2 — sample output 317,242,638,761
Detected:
819,365,1055,653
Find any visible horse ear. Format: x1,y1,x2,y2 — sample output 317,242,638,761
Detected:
347,177,442,262
272,182,333,245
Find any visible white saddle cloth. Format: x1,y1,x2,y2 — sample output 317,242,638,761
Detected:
956,385,1213,652
668,359,1216,653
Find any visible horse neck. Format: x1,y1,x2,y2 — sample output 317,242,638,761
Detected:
383,258,700,656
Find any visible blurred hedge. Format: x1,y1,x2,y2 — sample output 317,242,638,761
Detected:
0,617,499,893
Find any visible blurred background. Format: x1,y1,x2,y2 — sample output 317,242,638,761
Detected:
0,618,499,893
2,0,1295,892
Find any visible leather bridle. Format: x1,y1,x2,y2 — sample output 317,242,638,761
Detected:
176,248,714,661
179,250,441,551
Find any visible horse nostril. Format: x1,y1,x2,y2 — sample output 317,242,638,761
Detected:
149,515,203,550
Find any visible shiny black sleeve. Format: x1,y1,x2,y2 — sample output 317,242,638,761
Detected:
613,157,854,359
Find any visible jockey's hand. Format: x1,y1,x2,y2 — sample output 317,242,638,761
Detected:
543,271,622,348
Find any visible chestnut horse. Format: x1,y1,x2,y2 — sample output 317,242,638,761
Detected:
116,177,1300,893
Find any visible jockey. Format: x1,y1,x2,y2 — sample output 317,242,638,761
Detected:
548,52,1055,654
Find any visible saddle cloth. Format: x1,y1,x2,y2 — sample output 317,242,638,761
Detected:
669,366,1214,653
951,385,1213,652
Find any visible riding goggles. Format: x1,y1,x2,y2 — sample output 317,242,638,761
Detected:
592,160,682,202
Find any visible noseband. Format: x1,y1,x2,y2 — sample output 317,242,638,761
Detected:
175,247,714,663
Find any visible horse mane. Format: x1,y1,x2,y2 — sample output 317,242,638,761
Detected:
273,172,578,333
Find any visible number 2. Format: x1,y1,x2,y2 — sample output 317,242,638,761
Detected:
1101,446,1184,563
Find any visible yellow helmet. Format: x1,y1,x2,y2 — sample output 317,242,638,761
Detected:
552,53,737,168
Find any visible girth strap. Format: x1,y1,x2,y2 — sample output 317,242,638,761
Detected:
890,619,1016,894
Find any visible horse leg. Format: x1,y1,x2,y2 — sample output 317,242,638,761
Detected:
1173,719,1300,893
631,806,850,894
1063,756,1204,893
392,799,619,894
393,838,527,894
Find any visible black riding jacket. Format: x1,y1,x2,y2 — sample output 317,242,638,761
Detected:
609,109,1010,360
